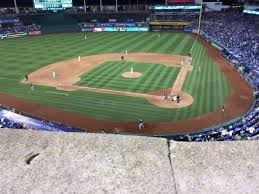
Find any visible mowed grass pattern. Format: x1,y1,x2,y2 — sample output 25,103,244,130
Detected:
77,61,180,93
0,32,230,123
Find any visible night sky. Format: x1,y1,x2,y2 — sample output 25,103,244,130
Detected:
0,0,164,7
0,0,246,7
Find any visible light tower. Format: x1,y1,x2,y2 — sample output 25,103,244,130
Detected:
14,0,19,14
84,0,87,13
100,0,103,12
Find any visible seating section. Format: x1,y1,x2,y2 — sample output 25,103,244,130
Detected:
0,13,40,35
175,100,259,141
175,11,259,141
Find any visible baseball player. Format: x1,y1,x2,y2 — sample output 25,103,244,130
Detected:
25,74,28,81
30,83,34,93
52,71,56,79
138,118,144,130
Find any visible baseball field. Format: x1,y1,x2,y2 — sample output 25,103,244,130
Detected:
0,32,253,134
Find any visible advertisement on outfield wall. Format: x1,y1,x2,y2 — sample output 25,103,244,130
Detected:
0,32,27,39
167,0,194,3
103,27,149,32
93,28,104,32
90,27,149,32
28,31,42,36
81,28,93,32
0,18,19,24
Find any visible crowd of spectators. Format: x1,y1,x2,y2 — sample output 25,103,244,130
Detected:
188,11,258,89
0,24,40,34
154,13,199,22
0,117,25,129
175,100,259,141
0,107,25,129
174,11,259,142
0,13,40,35
200,11,258,75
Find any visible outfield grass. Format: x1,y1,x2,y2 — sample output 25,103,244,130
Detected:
76,61,180,93
0,32,230,122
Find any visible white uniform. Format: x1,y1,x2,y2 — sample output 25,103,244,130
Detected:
78,56,81,62
53,71,56,79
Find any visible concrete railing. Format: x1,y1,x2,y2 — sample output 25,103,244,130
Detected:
0,128,259,193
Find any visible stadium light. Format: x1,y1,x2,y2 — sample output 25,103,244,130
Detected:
84,0,87,13
14,0,19,14
100,0,103,12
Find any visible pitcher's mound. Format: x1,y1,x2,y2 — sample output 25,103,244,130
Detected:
121,72,142,78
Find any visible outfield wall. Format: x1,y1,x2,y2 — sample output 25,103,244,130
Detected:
0,31,41,40
0,128,258,193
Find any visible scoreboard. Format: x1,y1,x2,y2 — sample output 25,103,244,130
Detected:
34,0,72,11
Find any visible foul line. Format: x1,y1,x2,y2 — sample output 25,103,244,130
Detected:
45,91,69,96
189,35,198,55
0,76,20,81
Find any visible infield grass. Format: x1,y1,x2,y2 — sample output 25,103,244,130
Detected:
0,32,230,123
76,61,180,93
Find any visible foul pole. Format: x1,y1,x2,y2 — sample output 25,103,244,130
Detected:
189,0,204,55
198,0,204,35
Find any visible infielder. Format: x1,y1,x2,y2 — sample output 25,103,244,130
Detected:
52,71,56,79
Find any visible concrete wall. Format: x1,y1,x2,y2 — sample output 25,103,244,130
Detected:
0,129,258,194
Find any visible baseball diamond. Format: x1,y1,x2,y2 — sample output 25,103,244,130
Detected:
0,32,253,134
